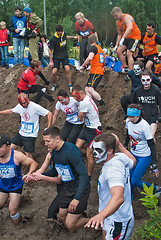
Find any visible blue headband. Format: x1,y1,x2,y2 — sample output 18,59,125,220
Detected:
127,108,141,117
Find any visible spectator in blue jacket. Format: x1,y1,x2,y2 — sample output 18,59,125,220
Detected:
9,6,27,66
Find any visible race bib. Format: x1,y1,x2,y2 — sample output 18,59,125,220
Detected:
80,30,90,37
55,163,74,182
99,53,104,63
20,121,34,134
0,166,16,178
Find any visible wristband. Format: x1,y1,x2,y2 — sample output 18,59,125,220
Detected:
77,42,80,47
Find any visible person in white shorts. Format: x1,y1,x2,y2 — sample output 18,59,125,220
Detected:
85,133,136,240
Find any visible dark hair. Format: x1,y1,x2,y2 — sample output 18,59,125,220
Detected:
15,6,21,11
72,85,83,92
43,126,61,138
141,69,152,78
30,60,41,69
57,89,68,98
134,60,144,69
147,21,155,29
40,33,47,41
56,24,63,32
94,133,116,153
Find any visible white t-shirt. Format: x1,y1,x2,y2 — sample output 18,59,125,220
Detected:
12,101,49,137
79,96,101,128
55,97,84,124
98,153,134,223
126,118,152,157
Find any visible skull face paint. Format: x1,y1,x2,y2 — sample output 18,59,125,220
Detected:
133,64,142,76
93,141,108,163
141,75,152,89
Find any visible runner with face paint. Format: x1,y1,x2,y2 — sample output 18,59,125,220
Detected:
85,133,136,240
120,61,161,116
0,93,53,159
52,89,84,144
133,70,161,141
124,103,161,199
72,85,102,177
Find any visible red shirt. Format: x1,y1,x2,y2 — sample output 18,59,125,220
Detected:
0,29,9,46
18,68,38,90
75,20,94,38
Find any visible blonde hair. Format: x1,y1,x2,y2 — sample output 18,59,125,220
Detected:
111,7,122,15
75,12,84,19
75,12,88,21
0,21,6,27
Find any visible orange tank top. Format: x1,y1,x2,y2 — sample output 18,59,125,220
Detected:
117,14,141,40
91,45,104,75
143,32,158,56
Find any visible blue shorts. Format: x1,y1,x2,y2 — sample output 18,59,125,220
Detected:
53,58,69,69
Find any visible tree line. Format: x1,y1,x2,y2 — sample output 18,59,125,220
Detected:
0,0,161,46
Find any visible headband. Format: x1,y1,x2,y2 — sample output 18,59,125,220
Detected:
127,108,141,117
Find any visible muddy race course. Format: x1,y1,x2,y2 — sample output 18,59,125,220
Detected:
0,65,161,240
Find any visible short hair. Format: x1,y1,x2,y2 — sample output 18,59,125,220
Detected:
141,69,152,78
72,85,83,93
30,60,41,69
57,89,68,98
15,6,21,11
43,126,61,139
88,34,97,44
94,133,116,153
40,33,47,41
147,21,155,29
134,60,144,69
111,7,122,15
0,21,6,26
56,24,63,32
75,12,84,19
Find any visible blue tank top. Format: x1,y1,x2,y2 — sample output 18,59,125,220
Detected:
0,149,23,191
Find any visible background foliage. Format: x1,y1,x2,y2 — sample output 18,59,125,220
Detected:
0,0,161,46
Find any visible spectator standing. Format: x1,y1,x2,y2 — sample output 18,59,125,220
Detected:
9,6,27,66
23,7,42,60
0,21,10,69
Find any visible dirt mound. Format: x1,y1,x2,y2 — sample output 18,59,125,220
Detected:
0,65,161,240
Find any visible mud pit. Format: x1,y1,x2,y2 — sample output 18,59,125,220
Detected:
0,65,161,240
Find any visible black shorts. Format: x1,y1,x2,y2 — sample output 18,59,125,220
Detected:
53,57,69,69
12,132,36,153
86,74,103,89
144,53,158,64
78,126,102,147
0,186,23,194
123,38,139,52
59,185,91,214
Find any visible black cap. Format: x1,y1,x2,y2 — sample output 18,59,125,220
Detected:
0,135,11,147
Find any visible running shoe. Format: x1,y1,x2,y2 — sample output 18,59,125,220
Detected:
119,67,129,74
154,186,161,198
125,75,130,82
69,84,73,92
51,85,57,91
